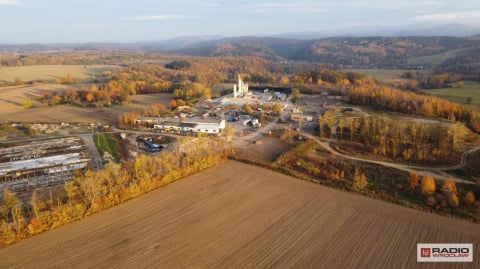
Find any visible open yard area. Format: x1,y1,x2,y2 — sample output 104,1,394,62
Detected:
424,81,480,110
0,161,478,268
0,65,119,83
233,134,296,164
0,83,173,123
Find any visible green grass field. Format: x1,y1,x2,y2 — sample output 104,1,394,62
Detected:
93,133,121,163
0,65,119,83
424,81,480,111
407,51,449,66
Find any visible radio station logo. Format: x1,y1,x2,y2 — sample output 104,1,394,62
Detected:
417,243,473,262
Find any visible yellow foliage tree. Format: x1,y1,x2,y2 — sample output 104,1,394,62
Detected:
352,168,368,191
420,176,436,196
441,179,457,195
465,191,476,206
448,193,459,208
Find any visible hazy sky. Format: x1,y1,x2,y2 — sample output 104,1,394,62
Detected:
1,0,479,43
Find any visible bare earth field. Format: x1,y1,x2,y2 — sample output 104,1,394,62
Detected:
0,161,478,269
0,65,119,83
0,84,172,123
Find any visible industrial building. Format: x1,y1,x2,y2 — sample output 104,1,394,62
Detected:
0,153,89,191
0,137,90,192
136,117,226,135
233,75,251,98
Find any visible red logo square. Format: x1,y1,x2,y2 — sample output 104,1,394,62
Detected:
421,248,431,257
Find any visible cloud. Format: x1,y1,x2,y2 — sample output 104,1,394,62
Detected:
0,0,21,5
410,11,480,25
128,15,190,21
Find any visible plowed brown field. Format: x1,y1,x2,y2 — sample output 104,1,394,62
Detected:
0,161,478,268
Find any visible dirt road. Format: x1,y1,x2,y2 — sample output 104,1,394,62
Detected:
0,161,478,268
78,133,103,171
304,133,477,184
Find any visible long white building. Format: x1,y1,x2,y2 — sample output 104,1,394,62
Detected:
136,117,225,135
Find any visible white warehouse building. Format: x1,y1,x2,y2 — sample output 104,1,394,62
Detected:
136,117,225,135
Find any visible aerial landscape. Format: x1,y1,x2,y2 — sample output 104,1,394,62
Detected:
0,0,479,268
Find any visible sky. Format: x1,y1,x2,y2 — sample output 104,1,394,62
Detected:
1,0,480,43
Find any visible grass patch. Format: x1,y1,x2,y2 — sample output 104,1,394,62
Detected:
0,65,119,83
93,133,121,163
407,51,449,66
424,81,480,110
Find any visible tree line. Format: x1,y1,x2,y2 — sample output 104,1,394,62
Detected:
319,111,466,164
347,86,480,132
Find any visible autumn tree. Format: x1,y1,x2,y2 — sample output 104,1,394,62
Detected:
280,76,290,85
420,176,436,196
441,179,457,195
272,102,283,114
168,99,177,110
1,189,22,222
465,191,476,206
409,171,419,189
243,104,253,115
352,167,368,191
448,193,459,208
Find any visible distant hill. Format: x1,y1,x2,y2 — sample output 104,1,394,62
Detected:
142,35,224,50
397,23,480,37
172,36,311,61
2,31,480,73
272,32,329,40
171,36,480,70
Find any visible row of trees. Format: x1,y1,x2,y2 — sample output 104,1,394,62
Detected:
0,137,230,246
37,84,131,108
319,112,462,163
347,86,480,132
118,103,171,126
410,172,477,209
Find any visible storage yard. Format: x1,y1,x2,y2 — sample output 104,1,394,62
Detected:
0,161,478,268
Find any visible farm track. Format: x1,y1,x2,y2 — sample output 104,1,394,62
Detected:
0,161,478,268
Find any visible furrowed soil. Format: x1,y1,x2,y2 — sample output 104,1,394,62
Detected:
0,161,479,268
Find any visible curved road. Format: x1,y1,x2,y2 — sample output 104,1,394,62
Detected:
303,133,477,184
